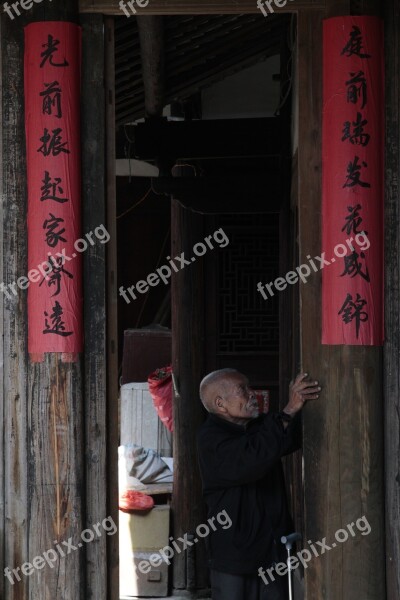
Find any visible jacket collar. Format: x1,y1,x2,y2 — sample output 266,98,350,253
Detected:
208,412,263,432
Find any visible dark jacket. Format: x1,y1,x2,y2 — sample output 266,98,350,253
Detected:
196,412,301,575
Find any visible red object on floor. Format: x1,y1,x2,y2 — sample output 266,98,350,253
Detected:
119,490,155,512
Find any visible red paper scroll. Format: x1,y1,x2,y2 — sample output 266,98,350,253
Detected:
322,17,384,345
24,22,83,358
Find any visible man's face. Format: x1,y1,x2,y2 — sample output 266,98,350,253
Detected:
215,373,259,424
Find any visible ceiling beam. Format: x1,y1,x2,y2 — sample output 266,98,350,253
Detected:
80,0,326,15
152,176,281,213
133,117,282,160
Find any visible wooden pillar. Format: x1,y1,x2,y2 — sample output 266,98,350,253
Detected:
26,4,85,597
171,199,208,594
81,13,110,600
298,3,386,599
1,9,29,600
384,0,400,597
0,3,98,599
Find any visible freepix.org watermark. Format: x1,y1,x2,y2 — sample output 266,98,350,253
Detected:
3,0,53,20
137,509,232,575
4,516,117,585
257,0,295,17
0,224,110,300
257,232,370,300
119,0,149,17
258,515,371,585
119,227,230,305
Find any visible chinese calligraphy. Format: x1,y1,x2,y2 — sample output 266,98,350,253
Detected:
40,81,62,118
43,213,67,248
346,71,367,109
43,301,73,337
338,293,368,339
40,35,69,68
25,23,83,355
37,128,70,157
341,26,371,59
40,171,69,204
343,156,370,189
342,112,370,146
341,204,367,236
338,24,372,339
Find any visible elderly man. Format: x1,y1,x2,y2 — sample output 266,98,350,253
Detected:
196,369,320,600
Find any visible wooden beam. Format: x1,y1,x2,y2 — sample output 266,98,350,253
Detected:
137,16,165,117
384,0,400,597
80,0,326,15
133,118,282,160
298,5,386,600
152,175,282,213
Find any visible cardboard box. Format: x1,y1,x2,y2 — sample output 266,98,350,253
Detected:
119,505,170,597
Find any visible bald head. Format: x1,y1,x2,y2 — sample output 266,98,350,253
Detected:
199,369,240,413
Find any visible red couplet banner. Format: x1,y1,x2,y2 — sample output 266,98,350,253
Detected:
322,16,384,345
24,22,83,359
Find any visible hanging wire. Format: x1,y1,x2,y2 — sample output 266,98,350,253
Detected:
135,227,171,328
116,187,152,220
172,162,198,176
274,14,296,116
123,123,136,183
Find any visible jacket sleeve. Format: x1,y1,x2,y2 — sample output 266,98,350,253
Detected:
199,415,298,488
280,412,302,456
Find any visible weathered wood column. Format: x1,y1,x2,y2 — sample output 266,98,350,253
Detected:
81,13,110,600
1,9,30,600
298,2,386,599
384,0,400,597
171,199,208,594
0,3,103,599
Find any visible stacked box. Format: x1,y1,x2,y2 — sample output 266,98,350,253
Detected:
119,505,170,597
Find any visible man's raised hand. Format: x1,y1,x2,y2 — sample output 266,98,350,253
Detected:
283,373,321,417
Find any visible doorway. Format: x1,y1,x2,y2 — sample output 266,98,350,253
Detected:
112,11,300,599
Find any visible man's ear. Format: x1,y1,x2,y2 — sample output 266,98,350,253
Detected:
215,395,226,414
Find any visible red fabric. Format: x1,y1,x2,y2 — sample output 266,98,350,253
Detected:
119,490,154,512
24,22,83,358
254,390,270,414
322,17,384,345
148,366,173,432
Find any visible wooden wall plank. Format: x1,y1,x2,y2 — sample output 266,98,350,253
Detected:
80,0,326,14
298,8,386,600
104,17,120,600
81,13,108,600
28,356,84,600
0,18,4,600
1,13,29,600
171,199,208,593
384,0,400,597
